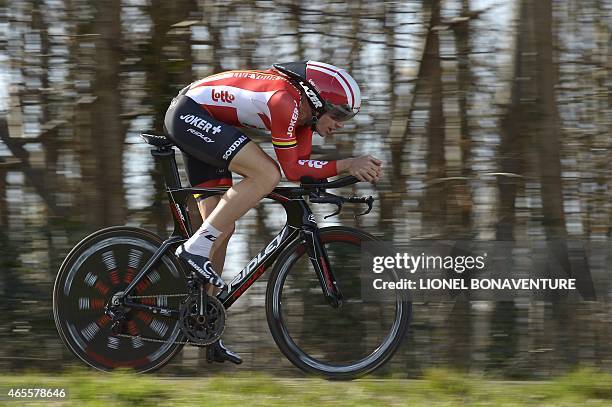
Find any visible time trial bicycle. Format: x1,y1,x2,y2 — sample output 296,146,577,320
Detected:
53,133,411,379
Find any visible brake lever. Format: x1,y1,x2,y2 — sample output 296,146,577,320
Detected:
310,193,373,219
324,201,343,219
355,196,374,218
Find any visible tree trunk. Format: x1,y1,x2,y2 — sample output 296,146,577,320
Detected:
422,0,446,233
532,0,576,367
146,0,196,235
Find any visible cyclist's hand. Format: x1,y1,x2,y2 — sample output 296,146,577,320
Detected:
343,155,382,183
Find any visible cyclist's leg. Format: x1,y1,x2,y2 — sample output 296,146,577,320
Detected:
182,167,242,365
165,96,281,234
165,95,245,266
180,150,236,283
196,195,234,274
204,142,281,232
165,94,280,279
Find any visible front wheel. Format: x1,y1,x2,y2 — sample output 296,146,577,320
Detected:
266,226,411,379
53,226,188,373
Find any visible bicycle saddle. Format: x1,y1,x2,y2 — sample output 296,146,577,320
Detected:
140,133,173,147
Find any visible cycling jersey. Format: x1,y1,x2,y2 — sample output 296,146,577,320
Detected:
183,69,338,181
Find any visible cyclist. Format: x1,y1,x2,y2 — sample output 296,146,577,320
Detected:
164,61,382,364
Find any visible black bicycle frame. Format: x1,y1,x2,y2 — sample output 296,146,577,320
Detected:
116,143,343,316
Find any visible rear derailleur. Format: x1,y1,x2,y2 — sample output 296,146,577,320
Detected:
106,291,129,335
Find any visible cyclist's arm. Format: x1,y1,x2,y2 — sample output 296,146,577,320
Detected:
294,128,357,174
270,92,338,182
295,127,312,160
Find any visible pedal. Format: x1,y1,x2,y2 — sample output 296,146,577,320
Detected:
111,320,124,336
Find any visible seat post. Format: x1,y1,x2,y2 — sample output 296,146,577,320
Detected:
151,146,194,237
151,146,182,189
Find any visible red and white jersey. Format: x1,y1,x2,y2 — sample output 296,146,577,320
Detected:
184,69,338,181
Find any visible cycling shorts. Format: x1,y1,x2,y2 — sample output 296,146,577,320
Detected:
164,94,251,199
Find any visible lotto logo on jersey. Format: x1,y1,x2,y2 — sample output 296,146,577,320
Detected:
212,89,235,103
298,159,328,169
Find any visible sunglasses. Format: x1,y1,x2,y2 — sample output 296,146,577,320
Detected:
324,102,359,122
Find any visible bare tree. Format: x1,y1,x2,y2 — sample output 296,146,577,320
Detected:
421,0,446,232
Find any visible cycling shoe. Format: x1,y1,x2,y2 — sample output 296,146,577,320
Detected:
206,340,242,365
175,245,225,289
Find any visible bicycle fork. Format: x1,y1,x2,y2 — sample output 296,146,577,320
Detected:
302,227,344,308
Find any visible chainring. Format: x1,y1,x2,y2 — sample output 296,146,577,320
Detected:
179,294,226,346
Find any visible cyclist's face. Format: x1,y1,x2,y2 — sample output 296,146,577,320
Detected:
316,112,344,137
296,96,344,136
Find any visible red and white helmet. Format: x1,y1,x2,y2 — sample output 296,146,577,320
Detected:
273,60,361,121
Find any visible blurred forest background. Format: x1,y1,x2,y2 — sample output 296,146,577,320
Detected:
0,0,611,377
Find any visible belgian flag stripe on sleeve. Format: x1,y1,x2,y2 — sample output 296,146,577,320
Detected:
272,140,297,149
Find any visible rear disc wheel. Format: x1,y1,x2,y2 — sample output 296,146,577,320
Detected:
53,227,188,373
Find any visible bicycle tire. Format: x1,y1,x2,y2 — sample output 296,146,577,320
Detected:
53,226,187,373
266,226,411,379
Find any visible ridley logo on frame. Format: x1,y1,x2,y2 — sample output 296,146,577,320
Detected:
228,228,287,291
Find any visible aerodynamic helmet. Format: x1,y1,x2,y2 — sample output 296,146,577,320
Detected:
273,60,361,121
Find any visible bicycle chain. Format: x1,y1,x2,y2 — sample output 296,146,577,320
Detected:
116,292,207,347
126,293,188,299
116,333,202,346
